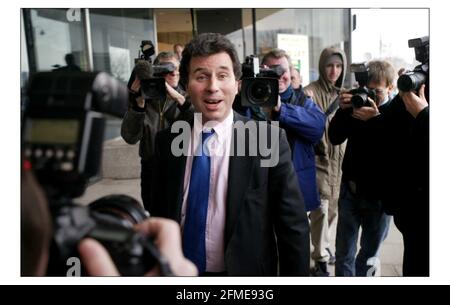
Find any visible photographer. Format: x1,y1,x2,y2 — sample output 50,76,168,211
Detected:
121,51,193,211
328,60,395,276
377,36,429,276
380,84,429,276
261,48,326,217
303,47,347,276
22,69,197,277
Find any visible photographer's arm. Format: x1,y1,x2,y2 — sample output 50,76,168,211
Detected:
78,217,198,276
121,77,147,145
329,108,352,145
120,109,146,145
275,97,325,144
165,83,186,106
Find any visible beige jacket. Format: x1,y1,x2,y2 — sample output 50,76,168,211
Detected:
304,47,347,200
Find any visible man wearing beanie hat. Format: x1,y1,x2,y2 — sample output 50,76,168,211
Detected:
304,47,347,276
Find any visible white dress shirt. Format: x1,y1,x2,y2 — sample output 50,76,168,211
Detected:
181,111,233,272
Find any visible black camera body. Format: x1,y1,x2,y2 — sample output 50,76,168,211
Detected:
24,71,128,198
349,62,376,108
138,40,155,62
132,40,175,102
241,55,280,108
397,36,429,93
140,61,177,101
23,71,171,276
47,196,162,276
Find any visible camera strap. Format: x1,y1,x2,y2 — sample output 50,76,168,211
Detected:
324,94,340,117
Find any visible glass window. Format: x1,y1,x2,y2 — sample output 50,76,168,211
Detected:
194,9,246,61
155,9,193,54
21,10,29,88
89,8,155,83
351,9,429,72
255,8,351,86
28,8,89,72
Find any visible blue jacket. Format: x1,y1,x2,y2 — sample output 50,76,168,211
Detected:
276,89,325,211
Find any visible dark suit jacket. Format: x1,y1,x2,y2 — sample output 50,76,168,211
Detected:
150,112,310,276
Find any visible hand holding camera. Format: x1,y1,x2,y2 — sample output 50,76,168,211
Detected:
351,97,379,121
130,77,145,108
165,82,186,106
23,71,181,276
78,217,198,276
400,84,428,118
338,90,353,110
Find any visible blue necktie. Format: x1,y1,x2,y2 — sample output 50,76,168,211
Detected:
182,130,215,273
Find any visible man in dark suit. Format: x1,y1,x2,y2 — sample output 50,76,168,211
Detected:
149,33,310,276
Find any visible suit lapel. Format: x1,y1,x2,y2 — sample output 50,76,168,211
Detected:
166,131,188,222
225,113,256,246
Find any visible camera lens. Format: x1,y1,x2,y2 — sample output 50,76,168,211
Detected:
351,93,367,108
248,80,271,105
89,195,148,228
397,71,426,92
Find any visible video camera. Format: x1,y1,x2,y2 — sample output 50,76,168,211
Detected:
397,36,429,93
132,40,175,102
349,62,376,108
22,71,172,276
140,61,176,101
240,55,281,107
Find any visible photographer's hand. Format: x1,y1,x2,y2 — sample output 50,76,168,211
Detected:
130,78,145,108
400,84,428,118
78,217,198,276
166,83,186,106
135,217,197,276
339,91,353,110
352,97,380,121
273,95,281,112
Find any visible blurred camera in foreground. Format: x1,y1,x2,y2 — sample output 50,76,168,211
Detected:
22,71,172,276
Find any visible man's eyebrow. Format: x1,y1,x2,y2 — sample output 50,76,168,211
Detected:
192,66,232,74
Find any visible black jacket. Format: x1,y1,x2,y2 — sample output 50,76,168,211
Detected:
329,101,392,199
377,95,429,216
150,112,310,276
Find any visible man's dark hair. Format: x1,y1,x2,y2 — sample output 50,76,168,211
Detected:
179,33,241,86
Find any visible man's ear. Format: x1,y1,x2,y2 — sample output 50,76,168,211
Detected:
387,83,394,95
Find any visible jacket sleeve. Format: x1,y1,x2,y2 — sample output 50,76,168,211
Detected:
328,108,352,145
413,106,429,147
278,97,325,144
175,99,194,122
120,109,145,144
271,128,310,276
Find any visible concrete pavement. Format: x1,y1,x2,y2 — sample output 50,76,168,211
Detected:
76,177,404,276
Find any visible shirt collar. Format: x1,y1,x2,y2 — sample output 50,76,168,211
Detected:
378,96,390,107
192,110,234,145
